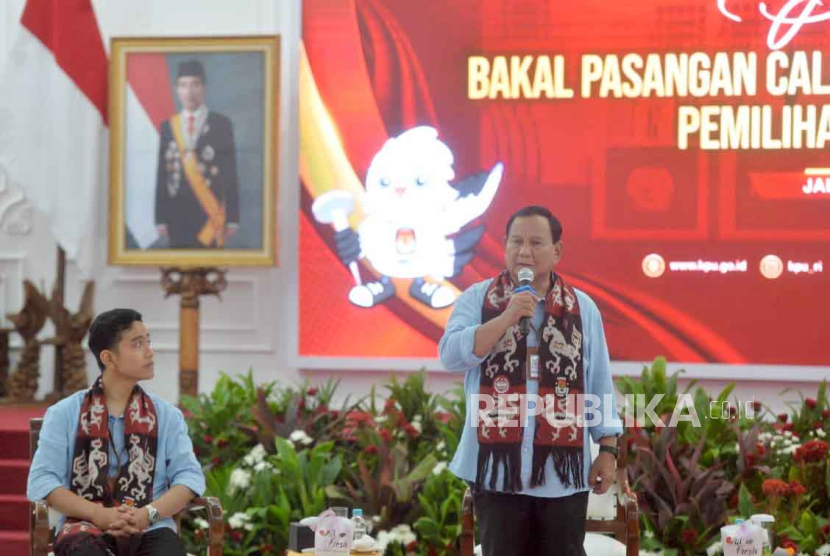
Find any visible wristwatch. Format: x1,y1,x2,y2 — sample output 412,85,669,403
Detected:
146,504,161,525
598,444,619,459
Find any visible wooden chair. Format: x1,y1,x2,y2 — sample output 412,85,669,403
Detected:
28,417,225,556
459,434,639,556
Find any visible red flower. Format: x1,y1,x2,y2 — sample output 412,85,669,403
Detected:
780,540,799,551
365,445,379,455
384,398,397,413
406,540,418,551
815,421,824,429
823,409,830,419
195,529,205,539
761,478,790,497
435,411,453,424
745,453,756,466
211,456,221,466
752,401,763,412
230,530,243,542
297,397,306,411
782,423,794,432
680,529,697,545
755,444,766,457
404,424,420,438
806,398,818,409
778,413,789,423
202,434,213,444
346,410,375,428
822,523,830,538
379,429,392,443
788,480,807,496
217,438,229,448
793,440,829,463
306,387,318,397
260,544,274,554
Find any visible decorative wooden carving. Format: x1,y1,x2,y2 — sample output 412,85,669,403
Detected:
6,280,50,401
0,327,10,397
160,268,226,401
46,281,95,399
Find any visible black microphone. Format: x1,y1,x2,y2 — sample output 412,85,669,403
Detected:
517,267,535,335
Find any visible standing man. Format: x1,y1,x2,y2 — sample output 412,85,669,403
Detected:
439,205,622,556
27,309,205,556
155,60,240,249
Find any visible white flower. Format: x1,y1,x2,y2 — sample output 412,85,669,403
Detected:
644,530,654,539
228,512,253,531
228,468,251,494
817,428,826,438
243,444,267,467
784,431,793,438
411,421,422,434
432,461,448,475
706,540,724,555
289,429,313,446
253,460,276,473
413,414,422,423
375,415,387,423
436,440,446,452
194,517,209,530
815,544,830,556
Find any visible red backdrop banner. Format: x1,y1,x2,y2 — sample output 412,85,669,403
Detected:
299,0,830,366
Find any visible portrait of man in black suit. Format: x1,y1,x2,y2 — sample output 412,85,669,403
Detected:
154,60,240,249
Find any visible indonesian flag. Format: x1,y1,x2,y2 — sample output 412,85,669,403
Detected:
0,0,107,273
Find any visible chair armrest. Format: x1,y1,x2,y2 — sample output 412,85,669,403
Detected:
179,496,224,554
459,488,474,556
615,470,640,556
32,500,52,555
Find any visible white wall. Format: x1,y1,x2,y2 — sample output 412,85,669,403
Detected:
0,0,825,415
0,0,304,402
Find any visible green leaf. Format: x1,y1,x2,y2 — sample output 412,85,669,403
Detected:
800,509,819,536
737,483,755,517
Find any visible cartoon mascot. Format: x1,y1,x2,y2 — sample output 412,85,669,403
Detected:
313,126,503,308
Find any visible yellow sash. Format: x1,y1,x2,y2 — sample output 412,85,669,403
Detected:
171,114,225,247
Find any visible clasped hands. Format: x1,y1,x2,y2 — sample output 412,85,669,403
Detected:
93,504,151,537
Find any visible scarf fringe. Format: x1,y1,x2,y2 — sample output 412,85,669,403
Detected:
475,444,523,493
530,446,585,489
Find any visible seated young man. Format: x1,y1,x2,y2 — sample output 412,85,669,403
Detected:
27,308,206,556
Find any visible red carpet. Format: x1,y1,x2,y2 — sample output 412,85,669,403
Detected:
0,404,47,556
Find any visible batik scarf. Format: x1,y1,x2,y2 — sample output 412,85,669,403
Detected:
476,270,585,492
54,376,158,555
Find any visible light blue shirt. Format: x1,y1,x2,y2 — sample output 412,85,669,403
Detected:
27,388,206,533
439,278,623,498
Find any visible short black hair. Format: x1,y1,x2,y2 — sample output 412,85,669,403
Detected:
177,59,206,84
88,309,143,371
505,205,563,244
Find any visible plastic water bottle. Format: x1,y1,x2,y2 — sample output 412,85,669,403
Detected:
351,508,367,540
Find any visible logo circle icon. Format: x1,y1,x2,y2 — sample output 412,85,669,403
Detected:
642,253,666,278
760,255,784,280
494,376,510,394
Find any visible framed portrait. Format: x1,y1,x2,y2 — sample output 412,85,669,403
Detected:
108,36,279,266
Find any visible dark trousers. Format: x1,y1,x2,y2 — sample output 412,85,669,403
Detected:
58,527,186,556
473,489,590,556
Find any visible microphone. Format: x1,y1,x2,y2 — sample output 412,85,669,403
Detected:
516,267,535,335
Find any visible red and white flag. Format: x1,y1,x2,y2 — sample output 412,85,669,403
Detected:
0,0,108,273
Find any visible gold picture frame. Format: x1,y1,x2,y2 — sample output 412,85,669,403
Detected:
108,36,279,266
